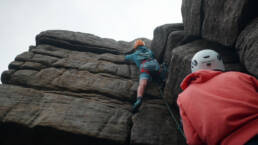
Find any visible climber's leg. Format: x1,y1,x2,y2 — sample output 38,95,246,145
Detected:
137,79,148,98
132,73,150,113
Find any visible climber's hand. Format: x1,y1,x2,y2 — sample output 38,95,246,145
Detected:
125,48,135,55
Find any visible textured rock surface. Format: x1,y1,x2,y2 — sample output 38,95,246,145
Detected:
182,0,258,46
36,30,152,55
150,23,184,63
3,0,258,142
131,100,178,145
201,0,255,46
0,84,131,145
236,18,258,78
0,30,185,145
163,31,186,64
181,0,202,36
163,31,199,64
164,39,246,106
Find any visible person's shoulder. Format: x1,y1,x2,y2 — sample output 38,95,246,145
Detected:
223,71,253,78
220,71,258,83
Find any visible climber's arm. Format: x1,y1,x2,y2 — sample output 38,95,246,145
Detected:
125,54,133,61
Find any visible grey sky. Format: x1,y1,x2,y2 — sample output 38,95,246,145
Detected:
0,0,182,82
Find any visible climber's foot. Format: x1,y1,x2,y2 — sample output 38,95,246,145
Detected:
132,98,142,113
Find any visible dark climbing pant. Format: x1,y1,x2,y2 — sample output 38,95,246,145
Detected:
245,135,258,145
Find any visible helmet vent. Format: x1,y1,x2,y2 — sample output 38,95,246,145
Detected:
206,63,211,67
192,60,198,66
203,55,210,58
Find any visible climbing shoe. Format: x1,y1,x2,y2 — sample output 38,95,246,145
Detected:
132,98,142,113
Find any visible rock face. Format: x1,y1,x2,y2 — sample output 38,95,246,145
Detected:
161,0,258,128
1,0,258,144
161,1,258,137
181,0,202,36
150,23,184,62
236,18,258,78
182,0,258,46
0,30,185,145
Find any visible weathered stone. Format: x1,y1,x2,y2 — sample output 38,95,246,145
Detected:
9,61,47,71
31,44,69,58
22,62,47,70
15,51,59,67
1,30,185,145
36,30,151,55
163,31,185,64
29,45,137,80
166,31,200,65
202,0,257,46
15,52,34,61
163,31,199,64
1,70,15,84
181,0,202,36
131,99,186,145
182,0,258,46
150,23,184,62
4,42,161,99
0,84,132,144
236,18,258,78
5,68,131,100
8,61,24,70
164,39,246,106
32,54,59,66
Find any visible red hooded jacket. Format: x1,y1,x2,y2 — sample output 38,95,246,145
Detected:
177,70,258,145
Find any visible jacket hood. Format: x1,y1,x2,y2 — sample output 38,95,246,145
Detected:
180,70,223,90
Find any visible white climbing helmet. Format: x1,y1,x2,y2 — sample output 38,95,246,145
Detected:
191,49,225,73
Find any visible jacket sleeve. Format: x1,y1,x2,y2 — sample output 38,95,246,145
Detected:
241,73,258,92
148,48,155,58
177,99,205,145
125,53,134,61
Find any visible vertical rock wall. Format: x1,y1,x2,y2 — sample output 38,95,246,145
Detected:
150,0,258,137
1,0,258,145
0,30,185,145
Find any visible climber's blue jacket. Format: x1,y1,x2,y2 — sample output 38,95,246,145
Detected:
125,46,155,68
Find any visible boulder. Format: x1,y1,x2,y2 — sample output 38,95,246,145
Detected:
0,84,131,145
163,31,199,64
236,18,258,78
0,30,184,145
131,99,183,145
2,43,161,100
181,0,202,36
201,0,258,46
181,0,258,46
150,23,184,62
36,30,151,55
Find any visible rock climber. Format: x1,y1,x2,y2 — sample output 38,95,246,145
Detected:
125,39,161,113
177,49,258,145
